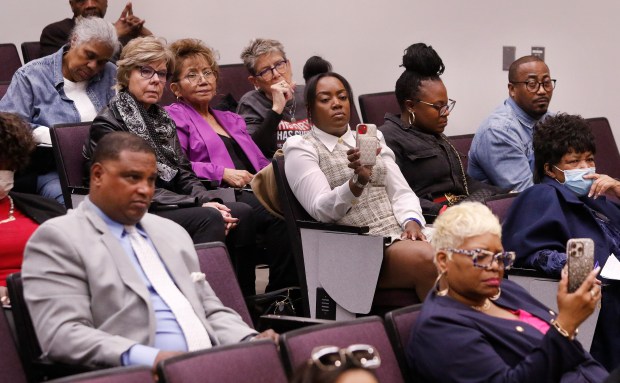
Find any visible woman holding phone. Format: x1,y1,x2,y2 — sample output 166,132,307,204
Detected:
283,71,436,301
503,113,620,370
408,202,607,382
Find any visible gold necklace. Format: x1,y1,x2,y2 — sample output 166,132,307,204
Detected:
441,134,469,196
471,299,491,312
0,196,15,224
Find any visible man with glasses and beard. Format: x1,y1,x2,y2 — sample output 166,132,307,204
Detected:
468,56,555,192
40,0,152,57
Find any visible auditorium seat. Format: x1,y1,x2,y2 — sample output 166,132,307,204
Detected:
447,133,475,172
0,80,10,100
157,340,287,383
484,192,518,223
586,117,620,180
384,304,423,382
211,63,254,111
158,85,177,107
21,41,43,64
7,273,95,382
50,366,153,383
279,316,405,382
194,242,254,327
272,156,418,320
50,122,92,209
0,309,28,383
0,43,21,82
349,101,362,127
358,91,399,126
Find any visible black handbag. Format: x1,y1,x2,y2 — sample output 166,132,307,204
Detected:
245,287,302,327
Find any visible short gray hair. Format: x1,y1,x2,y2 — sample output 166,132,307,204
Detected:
431,202,502,256
240,38,286,75
115,36,174,91
70,16,120,56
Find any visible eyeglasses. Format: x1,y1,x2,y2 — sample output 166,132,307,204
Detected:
310,344,381,371
416,99,456,117
139,66,170,83
510,78,556,93
443,248,515,270
184,70,216,85
254,59,288,82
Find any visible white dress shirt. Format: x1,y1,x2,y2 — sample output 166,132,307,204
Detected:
283,126,425,230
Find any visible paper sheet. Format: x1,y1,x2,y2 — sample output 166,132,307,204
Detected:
600,253,620,280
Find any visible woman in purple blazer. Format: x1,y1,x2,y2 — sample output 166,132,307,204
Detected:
166,39,296,293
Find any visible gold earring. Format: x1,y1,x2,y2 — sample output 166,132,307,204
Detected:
490,287,501,301
434,269,449,296
408,110,416,126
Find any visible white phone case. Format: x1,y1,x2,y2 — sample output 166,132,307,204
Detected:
356,124,377,166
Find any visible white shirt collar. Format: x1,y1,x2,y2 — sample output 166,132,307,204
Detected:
310,125,355,152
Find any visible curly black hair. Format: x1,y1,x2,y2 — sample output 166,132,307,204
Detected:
0,112,36,171
395,43,445,110
533,113,595,183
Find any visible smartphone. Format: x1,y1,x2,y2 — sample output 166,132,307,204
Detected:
356,123,377,166
567,238,595,293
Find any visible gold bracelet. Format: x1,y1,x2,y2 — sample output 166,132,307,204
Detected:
550,319,577,340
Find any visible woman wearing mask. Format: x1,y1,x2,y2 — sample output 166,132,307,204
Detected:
503,113,620,370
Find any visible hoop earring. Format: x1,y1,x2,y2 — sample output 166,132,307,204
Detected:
408,110,416,126
490,287,501,301
434,270,448,296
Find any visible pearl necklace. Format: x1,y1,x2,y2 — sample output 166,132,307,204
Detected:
471,299,491,312
0,195,15,224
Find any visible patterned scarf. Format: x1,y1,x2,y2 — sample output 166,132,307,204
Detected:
112,91,179,182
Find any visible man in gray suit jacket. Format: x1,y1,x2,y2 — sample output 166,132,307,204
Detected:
22,132,276,370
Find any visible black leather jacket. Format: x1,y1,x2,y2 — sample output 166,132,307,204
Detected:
83,104,216,208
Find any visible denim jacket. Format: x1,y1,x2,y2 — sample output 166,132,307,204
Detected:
468,97,551,191
0,46,116,129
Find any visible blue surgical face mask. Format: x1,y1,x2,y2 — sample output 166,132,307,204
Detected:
553,166,595,196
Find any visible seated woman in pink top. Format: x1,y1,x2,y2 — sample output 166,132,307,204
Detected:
165,38,296,293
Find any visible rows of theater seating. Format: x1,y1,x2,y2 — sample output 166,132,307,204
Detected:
3,39,620,382
2,310,423,383
1,240,422,383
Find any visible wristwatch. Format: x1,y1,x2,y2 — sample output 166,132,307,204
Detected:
352,174,367,189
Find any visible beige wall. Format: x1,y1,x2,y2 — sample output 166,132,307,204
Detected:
2,0,620,144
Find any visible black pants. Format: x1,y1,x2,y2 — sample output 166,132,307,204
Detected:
153,202,258,295
236,191,298,292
